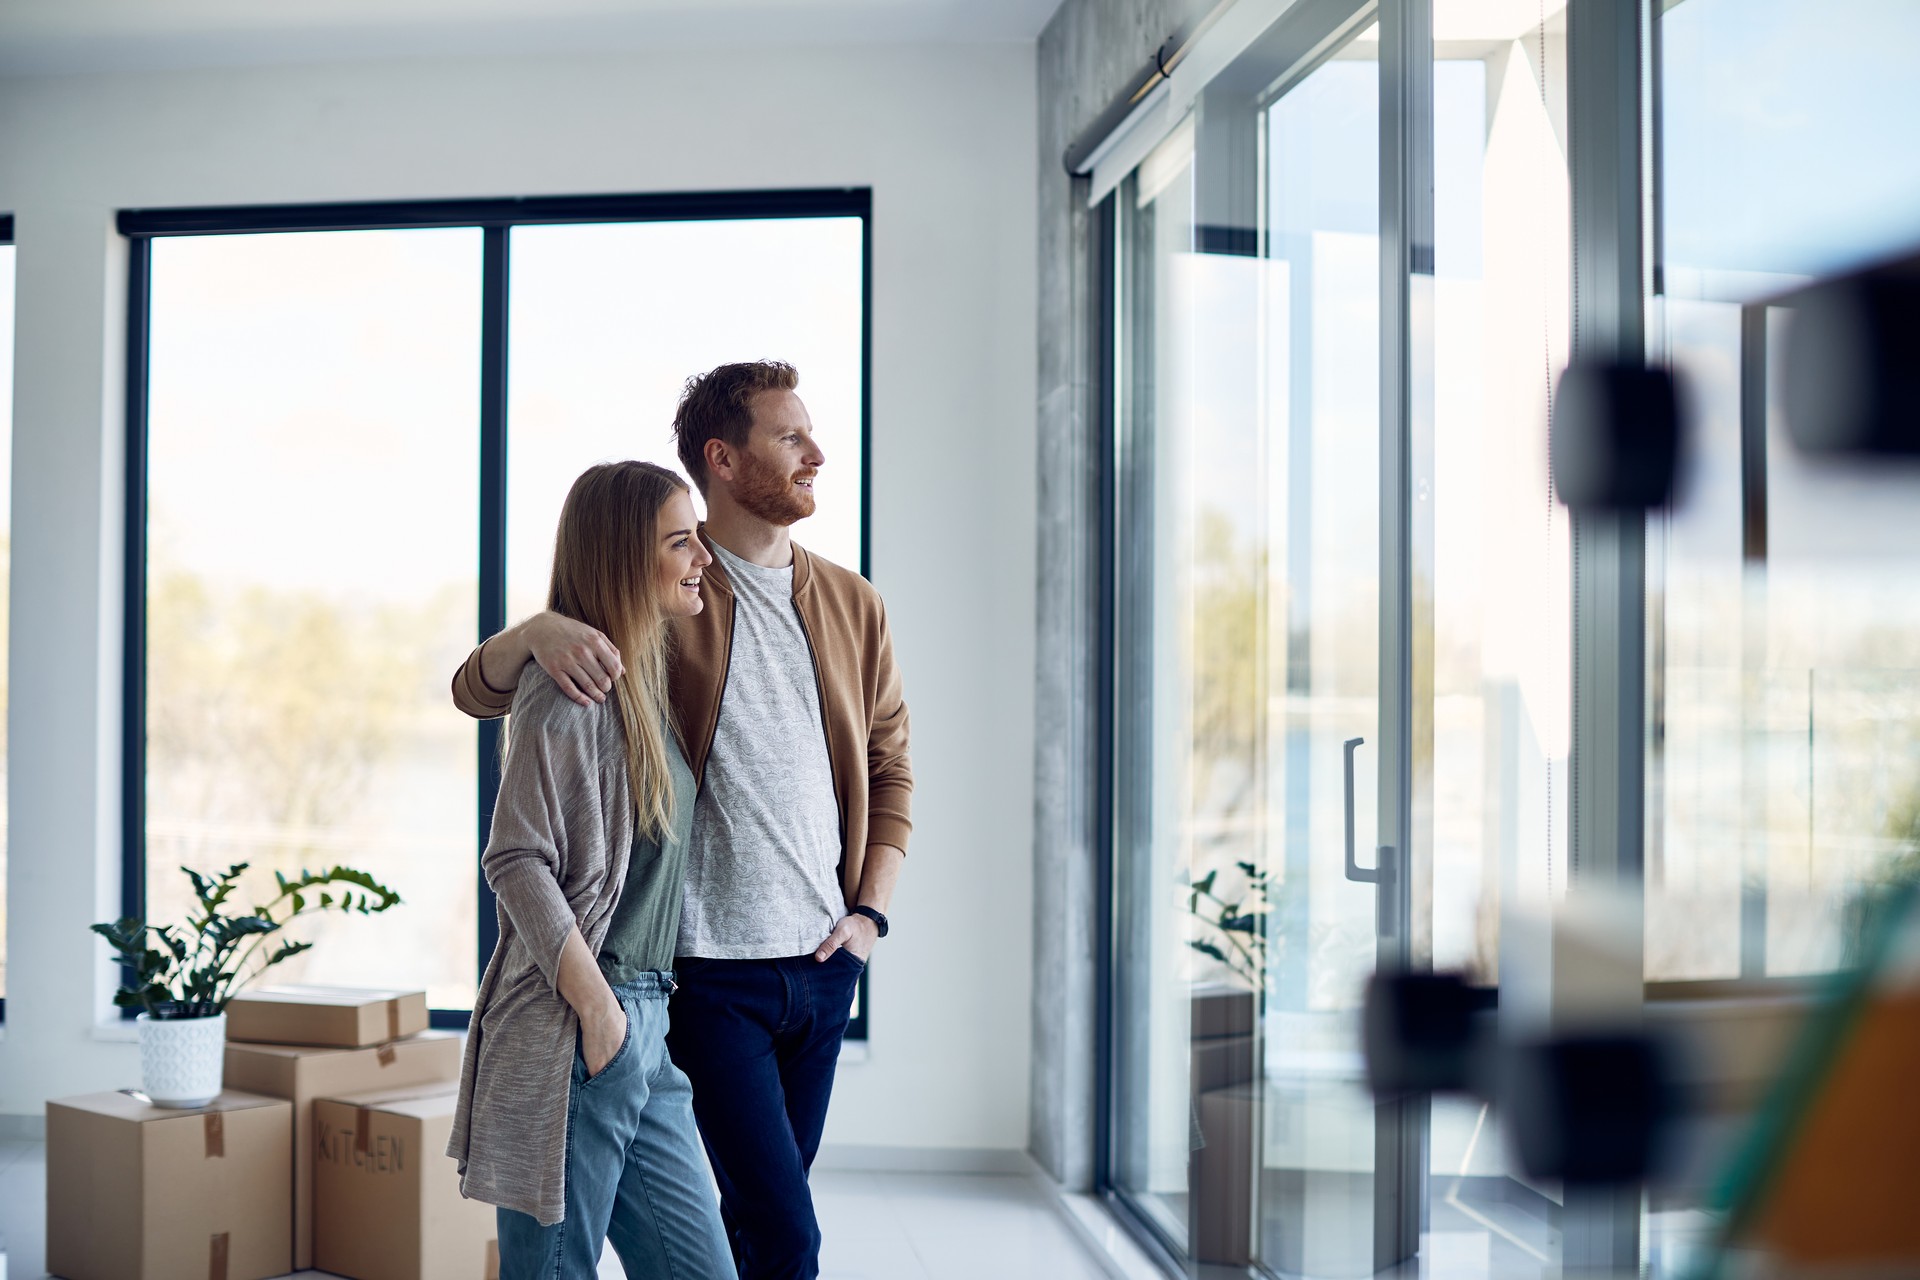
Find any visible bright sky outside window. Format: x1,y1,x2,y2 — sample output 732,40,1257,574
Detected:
506,217,866,625
144,228,483,1009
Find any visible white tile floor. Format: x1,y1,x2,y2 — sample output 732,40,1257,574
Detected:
0,1137,1118,1280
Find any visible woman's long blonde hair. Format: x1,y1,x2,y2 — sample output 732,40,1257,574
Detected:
546,460,687,839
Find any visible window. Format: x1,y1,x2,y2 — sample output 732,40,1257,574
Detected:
0,215,14,1018
1647,0,1920,982
505,218,865,623
141,228,483,1009
124,194,870,1020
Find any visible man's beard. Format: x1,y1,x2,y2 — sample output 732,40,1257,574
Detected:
733,451,816,526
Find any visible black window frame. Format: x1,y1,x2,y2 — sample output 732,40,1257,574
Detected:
119,190,875,1033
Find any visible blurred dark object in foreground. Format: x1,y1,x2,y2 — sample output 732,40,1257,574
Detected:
1551,360,1684,511
1362,884,1920,1274
1362,971,1675,1185
1783,252,1920,456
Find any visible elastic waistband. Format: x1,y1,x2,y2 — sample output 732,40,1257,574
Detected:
612,971,678,999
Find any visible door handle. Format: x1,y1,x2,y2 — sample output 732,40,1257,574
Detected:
1343,736,1385,885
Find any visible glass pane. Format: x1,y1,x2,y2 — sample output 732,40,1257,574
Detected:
1112,132,1203,1258
506,217,865,626
1430,0,1572,984
1663,0,1920,294
1427,4,1572,1272
1111,19,1387,1273
0,240,13,1002
1649,0,1920,986
1648,3,1920,1265
1256,32,1384,1277
145,229,481,1009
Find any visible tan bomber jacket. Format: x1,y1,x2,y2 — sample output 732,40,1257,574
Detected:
453,536,913,905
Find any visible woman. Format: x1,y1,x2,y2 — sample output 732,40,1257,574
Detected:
446,460,731,1279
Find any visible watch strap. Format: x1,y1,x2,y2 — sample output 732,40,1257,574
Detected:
851,904,890,938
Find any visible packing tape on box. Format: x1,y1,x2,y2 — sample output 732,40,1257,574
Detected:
204,1111,225,1158
388,999,401,1041
209,1231,230,1280
377,1042,398,1067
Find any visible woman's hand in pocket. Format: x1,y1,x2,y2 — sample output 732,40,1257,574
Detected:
581,995,627,1079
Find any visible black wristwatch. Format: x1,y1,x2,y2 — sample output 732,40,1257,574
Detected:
851,905,890,938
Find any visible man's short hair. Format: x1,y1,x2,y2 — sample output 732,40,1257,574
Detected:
672,360,800,493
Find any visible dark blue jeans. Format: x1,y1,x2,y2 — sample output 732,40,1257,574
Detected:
666,949,864,1280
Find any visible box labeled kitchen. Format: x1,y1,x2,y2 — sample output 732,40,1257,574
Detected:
225,1030,461,1270
312,1084,495,1280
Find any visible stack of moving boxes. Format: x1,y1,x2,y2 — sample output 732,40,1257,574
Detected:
46,985,497,1280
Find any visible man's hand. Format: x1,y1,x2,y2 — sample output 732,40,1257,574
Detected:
814,913,880,963
527,612,624,707
580,993,628,1079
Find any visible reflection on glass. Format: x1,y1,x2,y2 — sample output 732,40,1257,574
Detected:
1429,3,1572,986
1648,1,1920,1269
506,217,865,624
0,241,13,1001
1650,0,1920,985
1113,129,1202,1257
1424,2,1571,1273
1111,22,1388,1275
145,230,481,1008
1256,36,1383,1278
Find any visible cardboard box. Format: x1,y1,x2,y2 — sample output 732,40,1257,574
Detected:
226,983,429,1047
225,1030,462,1271
313,1085,496,1280
46,1089,292,1280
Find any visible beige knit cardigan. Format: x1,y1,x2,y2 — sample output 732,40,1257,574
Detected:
446,666,640,1225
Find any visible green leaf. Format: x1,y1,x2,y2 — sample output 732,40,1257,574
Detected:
1188,939,1229,963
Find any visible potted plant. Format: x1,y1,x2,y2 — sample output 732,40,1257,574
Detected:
93,861,401,1108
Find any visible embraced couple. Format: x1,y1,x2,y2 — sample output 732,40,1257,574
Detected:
444,360,912,1280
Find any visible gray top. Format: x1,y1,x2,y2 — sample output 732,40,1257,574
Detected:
678,541,845,959
598,729,697,982
448,667,670,1225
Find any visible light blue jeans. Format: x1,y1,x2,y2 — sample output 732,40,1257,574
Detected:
496,973,733,1280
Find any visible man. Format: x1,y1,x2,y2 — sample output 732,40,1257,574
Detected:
450,360,912,1280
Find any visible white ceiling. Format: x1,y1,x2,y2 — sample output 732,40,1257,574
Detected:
0,0,1067,76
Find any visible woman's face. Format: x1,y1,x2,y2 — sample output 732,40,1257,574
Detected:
657,487,712,618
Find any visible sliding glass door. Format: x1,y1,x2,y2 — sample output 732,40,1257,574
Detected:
1104,1,1573,1275
1109,4,1408,1275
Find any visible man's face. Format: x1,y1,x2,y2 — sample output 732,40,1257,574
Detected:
725,389,826,526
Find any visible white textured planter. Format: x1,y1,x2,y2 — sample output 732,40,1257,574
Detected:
137,1012,227,1108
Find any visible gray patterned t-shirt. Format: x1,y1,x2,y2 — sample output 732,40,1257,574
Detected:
677,541,844,958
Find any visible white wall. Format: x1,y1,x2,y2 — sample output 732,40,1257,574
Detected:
0,41,1039,1156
